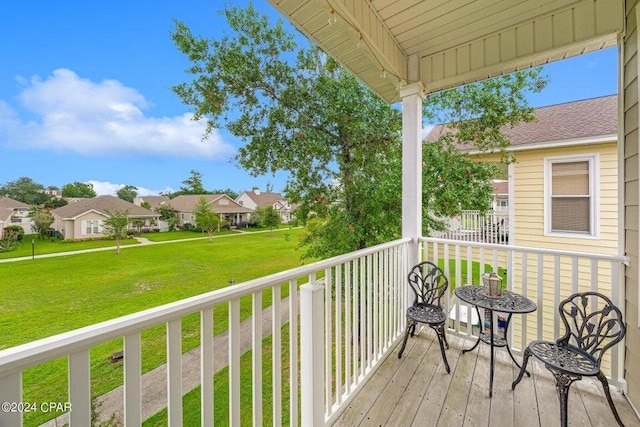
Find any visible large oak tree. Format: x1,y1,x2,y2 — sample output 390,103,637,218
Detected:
172,4,545,258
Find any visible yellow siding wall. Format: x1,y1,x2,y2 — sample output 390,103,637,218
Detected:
624,0,640,411
512,142,618,252
475,143,620,350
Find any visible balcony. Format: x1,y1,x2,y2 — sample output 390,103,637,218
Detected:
431,210,509,244
0,238,637,426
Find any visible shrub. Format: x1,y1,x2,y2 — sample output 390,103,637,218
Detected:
0,234,20,252
3,225,24,241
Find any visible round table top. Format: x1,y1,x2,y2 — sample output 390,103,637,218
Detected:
454,285,537,313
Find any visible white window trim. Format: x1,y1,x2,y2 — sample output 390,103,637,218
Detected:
543,154,600,239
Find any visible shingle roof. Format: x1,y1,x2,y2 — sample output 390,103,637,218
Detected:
0,206,13,222
170,194,253,214
52,195,158,219
240,191,287,208
425,95,617,148
139,195,171,211
492,181,508,195
0,197,30,209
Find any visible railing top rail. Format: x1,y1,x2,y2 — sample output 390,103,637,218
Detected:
0,238,411,375
420,236,629,265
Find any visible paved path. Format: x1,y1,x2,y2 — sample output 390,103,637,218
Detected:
41,296,293,426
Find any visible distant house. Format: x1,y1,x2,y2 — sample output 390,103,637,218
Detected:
133,195,171,211
133,195,173,231
0,197,32,236
169,194,253,227
491,180,508,211
236,189,297,223
51,195,159,240
426,94,618,255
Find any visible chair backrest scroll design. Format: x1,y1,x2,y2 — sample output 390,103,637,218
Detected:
557,291,626,366
407,261,448,308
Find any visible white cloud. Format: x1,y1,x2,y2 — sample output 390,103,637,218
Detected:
87,180,173,196
0,69,235,159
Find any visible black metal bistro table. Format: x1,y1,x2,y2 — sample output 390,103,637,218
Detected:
454,285,537,397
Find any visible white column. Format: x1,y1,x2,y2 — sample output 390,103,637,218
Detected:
399,82,426,267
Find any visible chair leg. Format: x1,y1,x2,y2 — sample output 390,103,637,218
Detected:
512,347,531,390
409,323,417,337
597,371,625,426
551,370,579,427
442,327,449,350
398,321,413,359
433,323,450,374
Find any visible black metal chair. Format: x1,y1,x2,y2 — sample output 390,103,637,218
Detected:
512,291,626,427
397,261,450,373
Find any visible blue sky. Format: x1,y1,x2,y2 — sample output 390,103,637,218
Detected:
0,1,618,196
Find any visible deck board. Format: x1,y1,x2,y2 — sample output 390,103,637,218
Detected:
331,334,640,427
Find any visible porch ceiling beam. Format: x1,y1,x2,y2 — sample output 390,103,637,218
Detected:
268,0,622,101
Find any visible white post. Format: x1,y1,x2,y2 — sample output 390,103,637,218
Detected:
0,372,22,427
300,283,325,426
399,82,426,267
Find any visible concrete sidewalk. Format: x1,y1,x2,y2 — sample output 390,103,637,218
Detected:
41,296,293,426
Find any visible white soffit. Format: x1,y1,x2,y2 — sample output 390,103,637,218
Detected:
267,0,622,103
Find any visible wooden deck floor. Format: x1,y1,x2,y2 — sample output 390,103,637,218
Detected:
331,330,639,427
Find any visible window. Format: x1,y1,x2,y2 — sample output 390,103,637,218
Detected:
545,155,598,237
83,220,101,235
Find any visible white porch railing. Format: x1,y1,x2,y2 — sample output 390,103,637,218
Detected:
420,236,629,389
431,209,509,244
0,238,411,427
0,236,629,426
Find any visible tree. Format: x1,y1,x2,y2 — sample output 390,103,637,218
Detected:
0,177,49,205
140,201,152,210
62,181,96,198
261,205,281,234
32,210,55,239
172,4,545,259
103,210,129,254
210,188,238,199
117,185,138,203
158,204,179,231
194,196,220,241
180,170,206,194
43,197,68,209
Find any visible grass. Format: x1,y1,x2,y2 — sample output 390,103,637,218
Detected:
139,229,239,242
0,234,139,259
240,224,297,233
0,229,307,426
143,324,294,427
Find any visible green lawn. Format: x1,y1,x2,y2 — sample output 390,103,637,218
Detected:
0,234,139,259
139,229,239,241
239,224,297,233
1,229,307,426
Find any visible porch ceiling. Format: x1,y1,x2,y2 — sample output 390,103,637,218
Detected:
266,0,622,103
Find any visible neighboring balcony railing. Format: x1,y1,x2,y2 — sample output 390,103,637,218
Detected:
431,209,509,244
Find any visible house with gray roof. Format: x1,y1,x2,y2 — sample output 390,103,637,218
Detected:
0,197,32,237
236,189,297,223
169,194,253,228
133,195,171,212
51,195,159,240
426,95,618,254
